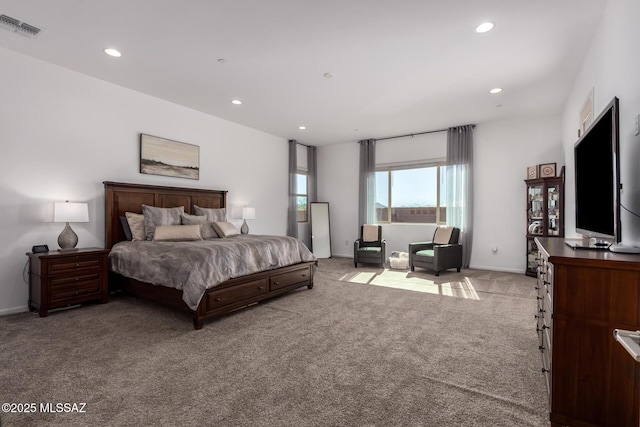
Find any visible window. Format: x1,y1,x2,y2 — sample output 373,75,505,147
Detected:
295,173,308,222
375,162,447,224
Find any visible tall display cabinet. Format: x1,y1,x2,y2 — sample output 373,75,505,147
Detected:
525,176,564,276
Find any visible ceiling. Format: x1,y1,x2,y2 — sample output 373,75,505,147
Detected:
0,0,607,146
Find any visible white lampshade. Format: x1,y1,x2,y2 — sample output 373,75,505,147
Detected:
242,207,256,220
53,202,89,223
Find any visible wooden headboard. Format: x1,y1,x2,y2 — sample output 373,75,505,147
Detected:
104,181,227,249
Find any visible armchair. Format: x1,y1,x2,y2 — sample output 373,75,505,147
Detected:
409,226,462,276
354,224,386,267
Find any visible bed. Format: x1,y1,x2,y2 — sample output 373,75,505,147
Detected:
104,181,316,329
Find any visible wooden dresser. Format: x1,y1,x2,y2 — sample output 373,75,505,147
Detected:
27,248,109,317
535,237,640,427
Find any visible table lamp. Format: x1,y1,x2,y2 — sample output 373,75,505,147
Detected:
53,201,89,250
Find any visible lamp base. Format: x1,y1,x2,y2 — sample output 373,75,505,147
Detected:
58,223,79,250
241,220,249,234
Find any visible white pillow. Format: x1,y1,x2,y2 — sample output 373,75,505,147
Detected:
212,221,240,238
125,212,146,241
152,224,203,242
181,214,218,239
433,227,454,244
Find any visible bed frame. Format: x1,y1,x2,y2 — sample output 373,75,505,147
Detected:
104,181,315,329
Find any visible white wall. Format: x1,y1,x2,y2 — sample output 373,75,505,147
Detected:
318,115,563,273
0,47,287,315
561,0,640,247
472,115,562,271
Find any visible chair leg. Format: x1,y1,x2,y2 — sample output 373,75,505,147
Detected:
354,262,358,268
410,266,415,272
435,271,440,276
457,268,461,272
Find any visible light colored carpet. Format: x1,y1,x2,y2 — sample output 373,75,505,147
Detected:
0,257,547,426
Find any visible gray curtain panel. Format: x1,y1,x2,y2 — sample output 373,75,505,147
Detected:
307,145,318,244
287,140,298,238
358,139,376,226
446,125,474,268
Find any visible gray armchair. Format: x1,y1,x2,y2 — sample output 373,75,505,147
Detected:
354,225,386,267
409,226,462,276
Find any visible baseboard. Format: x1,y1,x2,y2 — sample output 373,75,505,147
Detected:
331,252,353,258
0,305,29,316
468,264,525,274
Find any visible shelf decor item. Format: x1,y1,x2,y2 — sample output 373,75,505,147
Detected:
539,163,557,178
527,165,539,179
53,201,89,250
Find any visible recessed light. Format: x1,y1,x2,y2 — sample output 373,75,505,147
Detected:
231,99,242,105
476,22,495,33
489,88,503,94
298,126,307,130
217,58,226,64
104,48,122,57
323,72,334,79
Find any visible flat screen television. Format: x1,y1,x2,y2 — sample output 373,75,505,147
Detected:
568,96,620,249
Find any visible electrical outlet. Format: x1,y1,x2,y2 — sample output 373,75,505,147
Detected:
345,240,349,246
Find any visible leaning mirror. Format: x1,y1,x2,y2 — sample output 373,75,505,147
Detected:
310,202,332,258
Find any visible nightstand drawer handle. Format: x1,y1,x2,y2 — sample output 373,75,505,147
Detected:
214,298,221,302
75,263,80,267
75,278,79,282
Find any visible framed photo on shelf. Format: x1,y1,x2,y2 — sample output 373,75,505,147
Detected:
527,165,539,179
539,163,556,178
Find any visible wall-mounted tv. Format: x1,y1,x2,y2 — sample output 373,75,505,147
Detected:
568,96,620,249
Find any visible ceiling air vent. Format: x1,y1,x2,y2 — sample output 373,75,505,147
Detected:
0,14,42,38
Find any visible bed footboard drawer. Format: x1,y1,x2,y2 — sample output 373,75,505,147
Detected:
270,266,312,291
207,278,268,310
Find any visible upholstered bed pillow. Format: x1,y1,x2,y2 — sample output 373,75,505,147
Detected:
120,216,133,241
193,205,226,222
152,224,203,242
125,212,146,241
142,205,185,240
212,221,240,238
181,213,219,239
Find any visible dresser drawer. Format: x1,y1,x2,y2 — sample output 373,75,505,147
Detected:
47,256,102,275
270,267,311,291
49,272,102,289
207,278,267,310
50,281,102,303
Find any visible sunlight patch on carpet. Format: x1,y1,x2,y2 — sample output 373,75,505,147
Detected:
339,270,480,300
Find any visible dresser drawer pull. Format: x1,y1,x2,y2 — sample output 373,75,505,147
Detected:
274,281,280,285
75,278,79,282
542,325,550,330
214,298,221,302
302,274,307,277
541,368,549,373
75,263,80,267
543,281,550,286
539,345,545,350
258,286,264,290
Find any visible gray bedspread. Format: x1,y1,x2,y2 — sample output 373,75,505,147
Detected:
109,235,317,310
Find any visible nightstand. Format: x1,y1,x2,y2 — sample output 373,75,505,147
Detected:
27,248,109,317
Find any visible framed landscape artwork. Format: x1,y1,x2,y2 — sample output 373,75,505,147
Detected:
140,134,200,180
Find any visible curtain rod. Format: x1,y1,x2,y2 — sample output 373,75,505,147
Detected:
374,124,476,142
289,139,314,148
